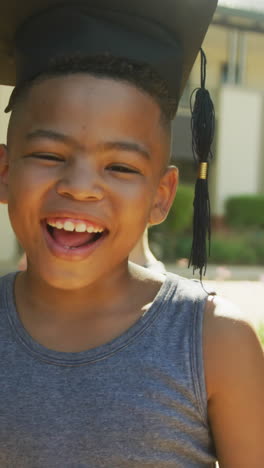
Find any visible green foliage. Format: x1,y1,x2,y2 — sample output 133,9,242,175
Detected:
150,231,264,265
152,183,193,235
149,183,194,260
247,231,264,264
225,195,264,228
150,186,264,265
210,236,258,265
171,234,259,264
257,323,264,346
165,184,194,233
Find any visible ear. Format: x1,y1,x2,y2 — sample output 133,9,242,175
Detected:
149,166,178,226
0,144,9,204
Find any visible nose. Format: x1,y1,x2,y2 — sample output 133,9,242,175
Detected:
56,159,105,202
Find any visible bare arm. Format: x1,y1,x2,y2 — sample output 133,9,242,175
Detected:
204,296,264,467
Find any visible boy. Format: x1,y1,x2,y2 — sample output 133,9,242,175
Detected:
0,1,263,466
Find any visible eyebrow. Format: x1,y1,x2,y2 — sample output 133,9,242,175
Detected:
26,129,150,160
26,129,75,146
100,141,150,160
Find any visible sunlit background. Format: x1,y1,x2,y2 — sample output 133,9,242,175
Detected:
219,0,264,9
151,0,264,281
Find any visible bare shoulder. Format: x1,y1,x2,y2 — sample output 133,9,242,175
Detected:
203,295,264,466
203,295,263,397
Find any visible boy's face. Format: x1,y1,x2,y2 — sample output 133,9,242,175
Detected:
0,74,177,290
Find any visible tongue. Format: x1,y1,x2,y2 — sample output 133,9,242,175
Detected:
52,228,96,248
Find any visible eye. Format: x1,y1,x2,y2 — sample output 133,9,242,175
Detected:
25,153,64,162
108,164,140,174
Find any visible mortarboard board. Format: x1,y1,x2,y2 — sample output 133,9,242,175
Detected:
0,0,217,104
0,0,218,277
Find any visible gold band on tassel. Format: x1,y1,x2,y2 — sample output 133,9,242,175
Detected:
198,162,208,180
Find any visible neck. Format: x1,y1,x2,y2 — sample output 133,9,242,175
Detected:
15,262,135,321
129,229,157,266
13,262,164,353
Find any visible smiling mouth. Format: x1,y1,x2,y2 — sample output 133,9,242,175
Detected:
45,219,107,250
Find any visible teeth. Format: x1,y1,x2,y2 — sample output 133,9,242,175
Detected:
47,219,104,233
64,221,75,232
75,223,87,233
47,221,56,228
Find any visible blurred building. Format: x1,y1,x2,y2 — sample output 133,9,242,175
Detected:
0,86,16,265
173,0,264,219
1,1,264,264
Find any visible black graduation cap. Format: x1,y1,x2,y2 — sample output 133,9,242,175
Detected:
1,0,217,98
0,0,218,277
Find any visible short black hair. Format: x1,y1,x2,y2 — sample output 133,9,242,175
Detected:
6,54,178,126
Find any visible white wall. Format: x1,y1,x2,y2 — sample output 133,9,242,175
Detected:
214,85,263,215
0,87,11,141
0,86,17,263
0,205,16,262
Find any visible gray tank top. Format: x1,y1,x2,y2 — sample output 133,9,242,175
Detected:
0,272,217,467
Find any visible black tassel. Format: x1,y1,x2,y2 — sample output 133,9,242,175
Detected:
189,49,215,279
